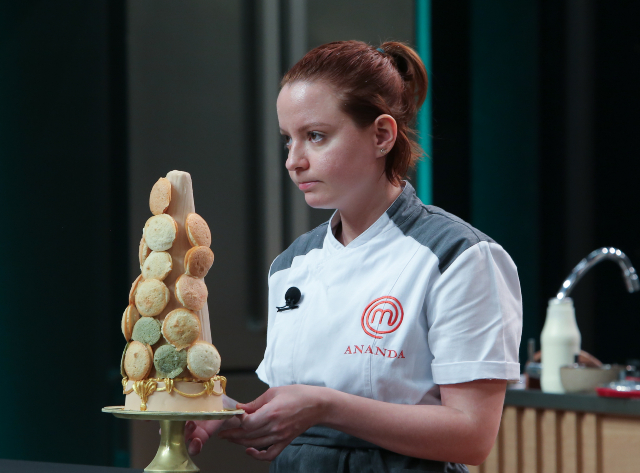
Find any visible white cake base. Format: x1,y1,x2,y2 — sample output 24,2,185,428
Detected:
124,379,224,412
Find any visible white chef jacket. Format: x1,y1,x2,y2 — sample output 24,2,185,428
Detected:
256,182,522,405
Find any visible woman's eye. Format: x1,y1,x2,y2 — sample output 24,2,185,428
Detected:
308,132,323,143
281,135,292,149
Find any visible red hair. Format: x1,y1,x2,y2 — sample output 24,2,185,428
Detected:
281,40,428,184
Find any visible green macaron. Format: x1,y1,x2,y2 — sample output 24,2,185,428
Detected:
154,344,187,379
131,317,162,345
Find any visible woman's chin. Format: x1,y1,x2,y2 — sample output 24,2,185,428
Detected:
303,193,334,210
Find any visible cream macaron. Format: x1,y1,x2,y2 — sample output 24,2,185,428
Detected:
184,246,214,279
121,304,140,341
175,274,208,311
149,177,172,215
129,274,144,305
162,308,201,350
139,236,152,268
123,341,153,381
141,251,173,281
187,341,221,380
135,279,170,317
185,213,211,247
144,214,177,251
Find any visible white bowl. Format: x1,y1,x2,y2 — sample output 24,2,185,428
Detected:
560,364,624,393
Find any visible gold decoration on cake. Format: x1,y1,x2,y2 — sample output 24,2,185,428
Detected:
122,376,225,408
133,379,158,411
204,376,226,396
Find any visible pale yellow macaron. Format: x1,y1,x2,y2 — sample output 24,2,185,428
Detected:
144,214,177,251
123,341,153,381
139,236,152,268
185,213,211,248
175,274,208,311
121,304,140,341
149,177,172,215
141,251,173,281
184,246,214,279
162,308,201,350
135,279,170,317
187,341,221,380
129,274,144,305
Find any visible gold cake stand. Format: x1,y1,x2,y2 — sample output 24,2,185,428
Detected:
103,406,244,472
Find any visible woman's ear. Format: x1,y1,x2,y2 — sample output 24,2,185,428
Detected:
373,114,397,156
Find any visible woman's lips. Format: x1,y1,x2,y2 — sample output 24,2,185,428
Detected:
298,181,319,191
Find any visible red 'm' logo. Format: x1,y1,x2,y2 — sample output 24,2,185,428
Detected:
361,296,404,339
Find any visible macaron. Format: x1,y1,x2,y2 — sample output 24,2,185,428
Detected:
154,344,188,379
123,341,153,381
141,251,173,281
135,279,170,317
184,246,214,279
129,274,143,305
121,304,140,341
162,308,201,350
120,342,129,377
175,274,208,311
149,177,172,215
139,236,152,268
185,213,211,248
187,341,221,381
132,316,162,345
144,214,177,251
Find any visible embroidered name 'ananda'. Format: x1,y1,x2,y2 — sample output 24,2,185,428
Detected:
344,345,405,359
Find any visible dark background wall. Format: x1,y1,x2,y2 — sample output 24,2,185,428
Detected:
1,0,639,469
431,0,640,366
0,0,128,465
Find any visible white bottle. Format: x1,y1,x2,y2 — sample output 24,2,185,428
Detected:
540,297,581,393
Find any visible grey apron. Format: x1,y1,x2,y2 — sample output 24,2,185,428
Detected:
270,426,470,473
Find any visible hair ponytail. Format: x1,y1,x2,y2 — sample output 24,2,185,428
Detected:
379,41,428,121
282,40,429,184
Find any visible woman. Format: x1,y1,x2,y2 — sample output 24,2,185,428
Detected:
187,40,522,472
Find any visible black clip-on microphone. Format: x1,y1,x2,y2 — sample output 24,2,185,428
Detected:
276,287,301,312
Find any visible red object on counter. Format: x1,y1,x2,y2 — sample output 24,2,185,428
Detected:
596,379,640,399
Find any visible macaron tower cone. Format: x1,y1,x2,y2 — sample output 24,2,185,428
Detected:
157,171,212,345
124,171,222,413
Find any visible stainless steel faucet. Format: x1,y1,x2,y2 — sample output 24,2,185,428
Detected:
556,247,640,300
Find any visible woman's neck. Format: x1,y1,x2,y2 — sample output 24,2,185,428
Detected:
335,180,403,246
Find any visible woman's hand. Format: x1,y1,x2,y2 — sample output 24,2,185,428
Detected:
218,385,326,461
185,417,241,456
184,394,242,456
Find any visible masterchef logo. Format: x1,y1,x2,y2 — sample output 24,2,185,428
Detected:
361,296,404,339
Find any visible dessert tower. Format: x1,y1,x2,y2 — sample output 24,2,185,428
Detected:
121,170,225,412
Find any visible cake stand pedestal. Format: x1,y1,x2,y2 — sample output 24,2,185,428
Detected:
103,406,244,472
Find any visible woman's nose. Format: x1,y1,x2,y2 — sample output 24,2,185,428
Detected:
285,142,308,171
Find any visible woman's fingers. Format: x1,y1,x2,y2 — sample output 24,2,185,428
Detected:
225,433,281,450
218,416,242,432
188,437,203,456
185,421,197,437
245,442,288,462
237,388,276,414
218,422,273,441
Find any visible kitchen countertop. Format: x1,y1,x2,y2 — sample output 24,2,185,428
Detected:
505,388,640,416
